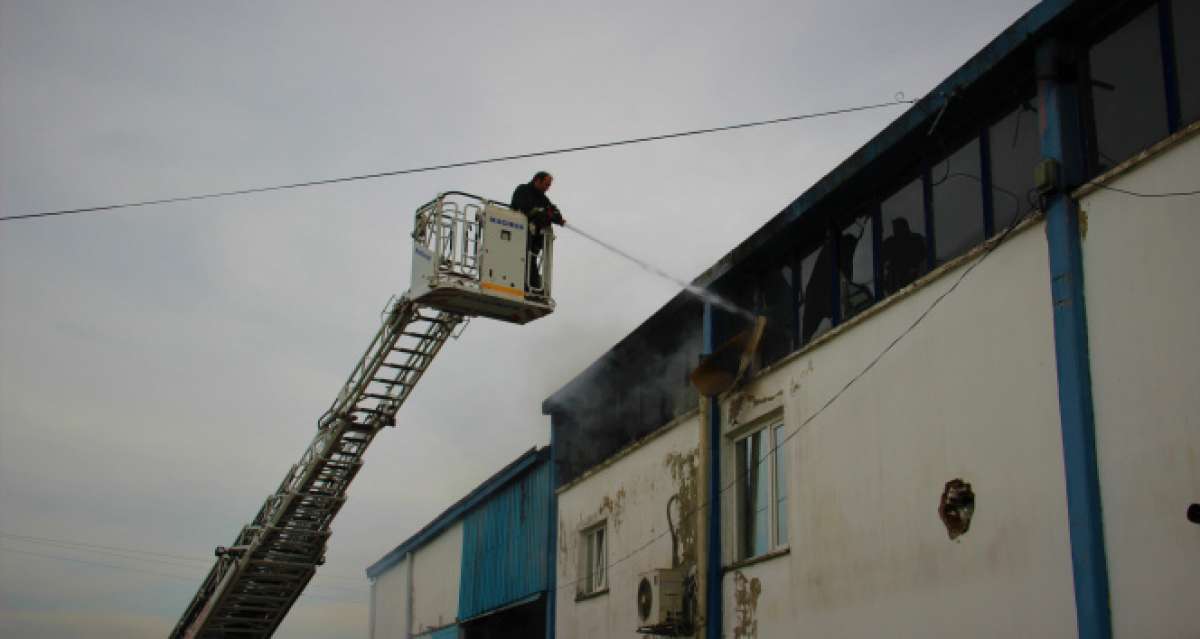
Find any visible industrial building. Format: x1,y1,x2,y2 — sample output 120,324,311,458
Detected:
546,0,1199,636
372,0,1199,636
367,447,554,638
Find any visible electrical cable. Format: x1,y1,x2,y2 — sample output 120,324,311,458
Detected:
555,179,1036,594
0,530,364,586
0,98,914,223
0,531,365,583
2,545,360,602
0,546,368,600
1087,183,1200,198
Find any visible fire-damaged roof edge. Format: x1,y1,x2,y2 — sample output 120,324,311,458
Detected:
544,0,1082,415
365,446,549,579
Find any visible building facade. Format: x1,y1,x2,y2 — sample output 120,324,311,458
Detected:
545,0,1200,637
367,447,554,639
370,1,1198,637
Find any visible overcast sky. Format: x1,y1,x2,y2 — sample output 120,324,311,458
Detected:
0,1,1038,637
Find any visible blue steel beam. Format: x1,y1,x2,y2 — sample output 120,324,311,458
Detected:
1036,39,1111,639
703,302,723,639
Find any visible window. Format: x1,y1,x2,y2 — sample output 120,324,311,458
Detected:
988,103,1041,231
839,211,875,321
758,261,794,366
797,238,834,345
932,138,986,264
580,523,607,595
1089,4,1169,172
735,422,789,559
880,177,928,296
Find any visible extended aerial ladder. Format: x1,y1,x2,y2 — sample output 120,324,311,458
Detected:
171,192,555,638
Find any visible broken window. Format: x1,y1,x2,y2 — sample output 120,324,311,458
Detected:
758,261,794,367
735,421,788,559
796,237,834,346
931,137,986,265
880,177,928,296
580,522,607,595
988,103,1041,231
1089,3,1169,173
839,210,875,321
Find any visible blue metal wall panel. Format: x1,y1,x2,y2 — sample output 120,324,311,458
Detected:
458,459,551,620
424,625,458,639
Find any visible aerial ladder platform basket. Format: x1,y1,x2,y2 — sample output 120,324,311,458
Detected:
171,192,554,638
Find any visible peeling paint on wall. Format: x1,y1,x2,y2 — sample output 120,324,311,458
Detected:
727,389,783,428
732,570,762,639
596,487,628,531
664,448,700,568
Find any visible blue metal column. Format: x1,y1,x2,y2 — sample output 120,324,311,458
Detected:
545,431,558,638
703,302,723,639
1036,40,1111,639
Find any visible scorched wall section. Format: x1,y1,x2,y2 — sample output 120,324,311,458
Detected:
556,413,701,638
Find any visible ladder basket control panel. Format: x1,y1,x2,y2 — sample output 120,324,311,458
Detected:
410,191,555,324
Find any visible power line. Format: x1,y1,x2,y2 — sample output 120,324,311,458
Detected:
0,546,367,600
0,531,365,584
0,98,914,223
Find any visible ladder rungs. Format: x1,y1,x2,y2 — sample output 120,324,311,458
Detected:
391,348,429,356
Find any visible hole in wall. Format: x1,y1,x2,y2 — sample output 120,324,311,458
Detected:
938,478,975,540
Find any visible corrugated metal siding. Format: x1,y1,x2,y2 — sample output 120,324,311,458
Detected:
457,459,551,619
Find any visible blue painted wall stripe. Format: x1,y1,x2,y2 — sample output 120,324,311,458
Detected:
1036,39,1111,639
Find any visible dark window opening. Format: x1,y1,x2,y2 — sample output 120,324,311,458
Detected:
880,178,928,296
1173,0,1200,126
988,103,1041,231
931,137,986,265
1089,3,1170,172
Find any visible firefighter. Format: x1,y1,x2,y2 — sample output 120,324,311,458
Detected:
511,171,565,290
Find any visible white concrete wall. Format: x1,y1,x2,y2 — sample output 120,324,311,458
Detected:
719,220,1078,638
369,521,463,638
1081,131,1200,638
555,414,701,639
411,521,462,635
371,556,409,639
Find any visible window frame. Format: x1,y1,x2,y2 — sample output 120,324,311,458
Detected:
578,520,608,596
733,419,790,561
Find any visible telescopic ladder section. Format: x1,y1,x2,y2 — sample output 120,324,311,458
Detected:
170,297,463,639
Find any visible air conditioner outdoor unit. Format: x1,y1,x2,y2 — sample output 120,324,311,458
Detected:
637,568,684,628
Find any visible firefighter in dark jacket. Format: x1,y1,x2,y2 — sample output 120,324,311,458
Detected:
511,171,565,290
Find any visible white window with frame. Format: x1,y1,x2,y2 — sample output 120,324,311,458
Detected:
579,521,607,595
735,422,789,559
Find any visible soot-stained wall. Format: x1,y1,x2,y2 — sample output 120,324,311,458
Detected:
546,300,702,486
